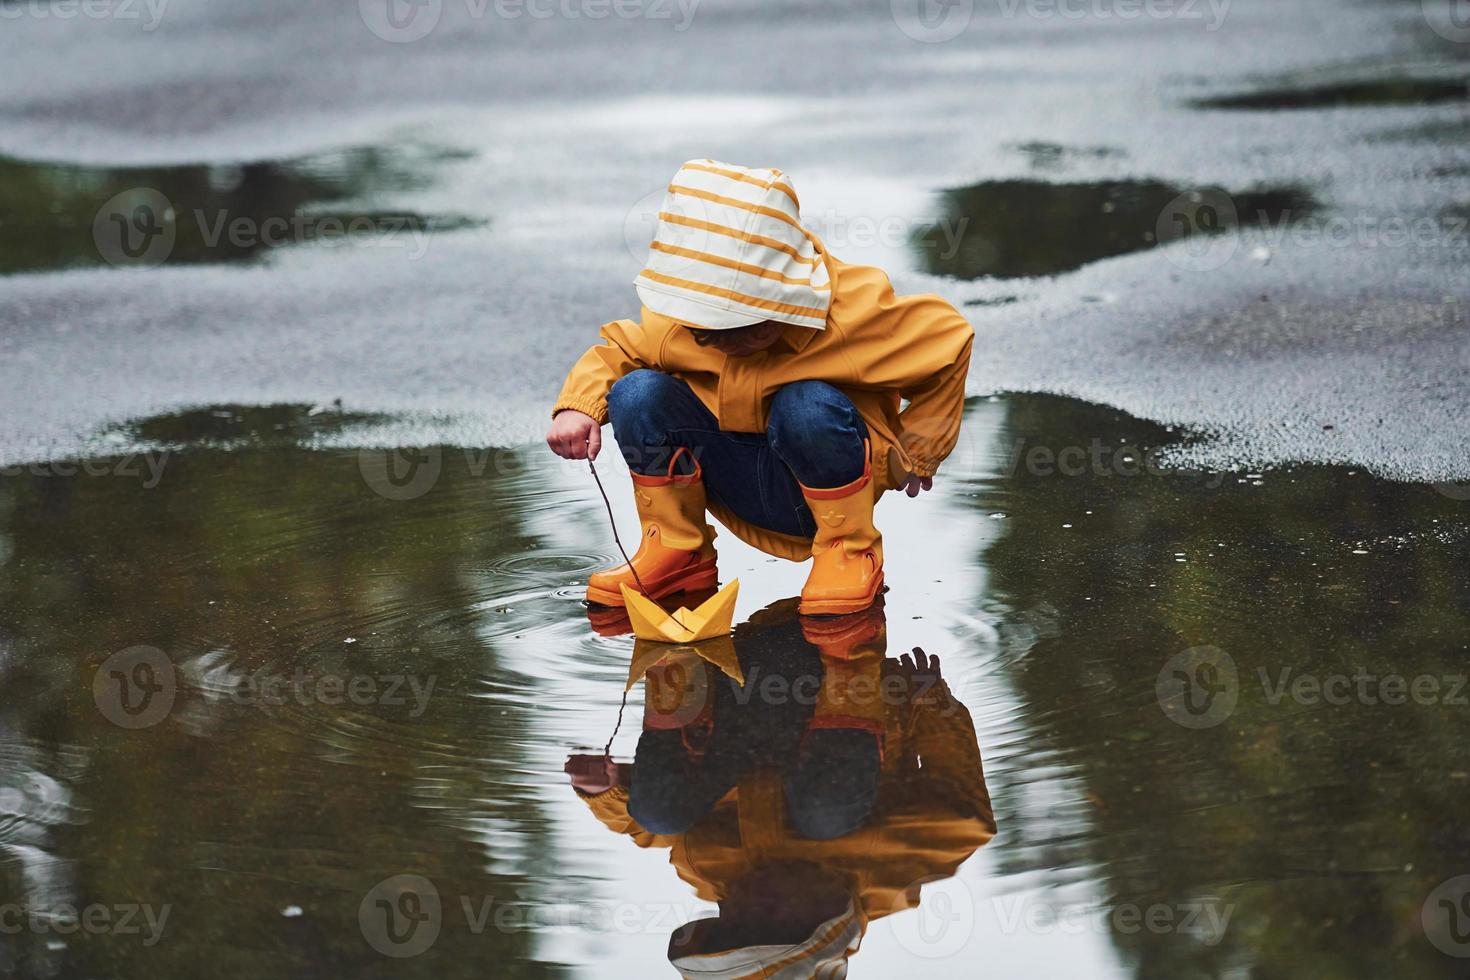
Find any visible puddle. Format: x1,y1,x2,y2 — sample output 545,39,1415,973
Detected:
911,181,1317,279
1011,142,1126,171
0,145,483,275
1192,76,1470,110
0,395,1466,977
112,403,397,449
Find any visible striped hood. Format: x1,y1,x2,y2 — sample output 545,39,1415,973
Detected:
668,898,865,979
634,160,832,331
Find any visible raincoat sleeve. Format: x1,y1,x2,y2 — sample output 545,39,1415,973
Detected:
572,785,674,850
551,318,657,423
830,263,975,477
905,679,994,828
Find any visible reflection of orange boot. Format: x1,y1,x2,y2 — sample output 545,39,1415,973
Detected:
587,449,718,608
798,449,884,616
586,605,633,637
800,598,886,659
808,633,887,760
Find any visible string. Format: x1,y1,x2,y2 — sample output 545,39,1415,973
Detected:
603,688,630,759
588,458,655,600
587,456,656,763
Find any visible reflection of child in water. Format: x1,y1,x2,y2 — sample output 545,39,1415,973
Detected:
564,599,995,976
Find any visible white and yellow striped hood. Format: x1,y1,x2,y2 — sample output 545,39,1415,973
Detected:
668,898,864,979
634,160,832,331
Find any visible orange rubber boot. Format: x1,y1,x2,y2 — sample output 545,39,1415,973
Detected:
798,450,884,616
586,448,718,607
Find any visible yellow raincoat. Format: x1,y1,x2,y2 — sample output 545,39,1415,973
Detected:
573,660,995,924
552,254,975,561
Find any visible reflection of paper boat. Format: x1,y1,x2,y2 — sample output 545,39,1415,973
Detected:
625,636,743,691
620,579,739,644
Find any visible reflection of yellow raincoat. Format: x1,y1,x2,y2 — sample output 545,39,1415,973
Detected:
552,256,975,560
575,662,995,923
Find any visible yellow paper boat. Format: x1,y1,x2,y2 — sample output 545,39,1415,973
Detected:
625,636,743,691
620,579,740,644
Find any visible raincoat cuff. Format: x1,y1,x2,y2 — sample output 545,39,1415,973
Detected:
907,457,940,478
552,396,609,424
573,783,629,802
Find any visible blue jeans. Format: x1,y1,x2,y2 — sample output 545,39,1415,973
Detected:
606,370,869,539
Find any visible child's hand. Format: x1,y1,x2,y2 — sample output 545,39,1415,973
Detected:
898,647,949,706
564,753,628,794
902,474,934,497
547,410,602,460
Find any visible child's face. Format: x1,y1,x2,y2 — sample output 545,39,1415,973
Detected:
689,321,784,357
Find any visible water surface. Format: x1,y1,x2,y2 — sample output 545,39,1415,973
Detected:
2,396,1466,977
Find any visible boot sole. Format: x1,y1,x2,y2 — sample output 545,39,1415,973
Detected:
586,557,719,608
798,571,886,617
